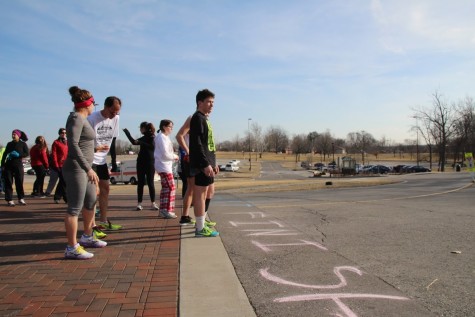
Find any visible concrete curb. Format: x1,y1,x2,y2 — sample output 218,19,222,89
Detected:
179,226,256,317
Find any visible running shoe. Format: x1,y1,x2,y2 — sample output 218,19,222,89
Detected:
205,219,217,227
54,200,60,204
195,226,219,237
7,201,15,207
160,210,177,219
79,234,107,248
64,245,94,259
136,204,143,211
98,221,123,230
18,199,27,205
151,202,159,210
93,226,107,239
179,216,196,226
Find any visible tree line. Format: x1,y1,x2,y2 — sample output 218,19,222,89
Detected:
113,91,474,172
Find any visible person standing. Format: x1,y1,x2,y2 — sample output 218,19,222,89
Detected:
63,86,105,260
123,122,157,211
154,119,178,219
87,96,122,231
1,130,29,206
51,128,68,203
0,145,5,194
189,89,219,237
30,136,50,197
176,115,216,228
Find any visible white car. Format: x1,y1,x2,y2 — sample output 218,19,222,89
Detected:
225,164,239,172
230,159,240,165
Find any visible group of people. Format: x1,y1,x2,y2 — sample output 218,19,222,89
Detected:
0,128,69,207
1,86,220,259
2,86,221,260
122,88,220,239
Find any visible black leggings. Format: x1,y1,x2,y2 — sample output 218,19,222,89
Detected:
3,164,25,201
54,168,67,202
137,162,156,203
32,165,47,195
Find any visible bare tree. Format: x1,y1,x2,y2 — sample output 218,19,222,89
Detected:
290,134,311,162
346,130,375,164
250,121,264,160
314,130,333,161
413,91,456,171
264,125,289,153
307,131,319,154
452,96,475,163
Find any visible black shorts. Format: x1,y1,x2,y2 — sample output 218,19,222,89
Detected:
92,164,110,180
190,167,214,187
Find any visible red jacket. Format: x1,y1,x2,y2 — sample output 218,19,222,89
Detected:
30,145,49,168
51,139,68,169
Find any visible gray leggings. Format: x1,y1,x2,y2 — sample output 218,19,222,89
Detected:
63,168,96,216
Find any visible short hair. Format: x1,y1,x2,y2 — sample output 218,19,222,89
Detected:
104,96,122,108
140,121,148,129
196,89,215,106
58,128,66,135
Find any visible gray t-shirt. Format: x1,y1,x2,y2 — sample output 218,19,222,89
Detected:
63,112,95,172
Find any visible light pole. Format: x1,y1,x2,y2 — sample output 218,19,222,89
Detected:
331,142,335,163
248,118,252,171
412,116,420,166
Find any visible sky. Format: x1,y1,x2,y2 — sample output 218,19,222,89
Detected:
1,0,475,147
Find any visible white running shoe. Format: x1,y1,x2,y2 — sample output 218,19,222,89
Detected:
159,210,177,219
136,204,143,211
79,234,107,248
151,202,159,210
64,245,94,259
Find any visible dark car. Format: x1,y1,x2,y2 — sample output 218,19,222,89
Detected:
365,165,391,174
408,165,431,173
314,163,325,170
393,165,408,173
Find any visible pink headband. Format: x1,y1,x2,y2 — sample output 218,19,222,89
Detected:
12,130,21,138
74,97,95,108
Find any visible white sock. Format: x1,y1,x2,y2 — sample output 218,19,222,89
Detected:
196,216,205,231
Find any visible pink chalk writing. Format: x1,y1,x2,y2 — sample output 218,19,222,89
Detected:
252,240,328,252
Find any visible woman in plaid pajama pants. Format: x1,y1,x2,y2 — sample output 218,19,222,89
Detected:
154,119,179,219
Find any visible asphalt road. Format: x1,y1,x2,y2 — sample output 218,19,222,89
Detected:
209,171,474,317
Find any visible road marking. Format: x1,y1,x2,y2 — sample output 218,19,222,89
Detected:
255,183,474,209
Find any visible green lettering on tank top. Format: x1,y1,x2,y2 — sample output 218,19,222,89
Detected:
206,120,216,151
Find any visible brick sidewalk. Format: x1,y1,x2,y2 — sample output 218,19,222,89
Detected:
0,194,181,317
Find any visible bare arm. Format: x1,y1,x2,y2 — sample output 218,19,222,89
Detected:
176,116,191,155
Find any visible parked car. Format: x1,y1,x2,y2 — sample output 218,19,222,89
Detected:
230,159,241,165
393,165,408,173
23,163,34,175
407,165,431,173
355,164,364,174
363,165,390,174
314,163,325,170
225,163,239,172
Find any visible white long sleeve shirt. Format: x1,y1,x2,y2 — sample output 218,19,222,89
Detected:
154,132,177,173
